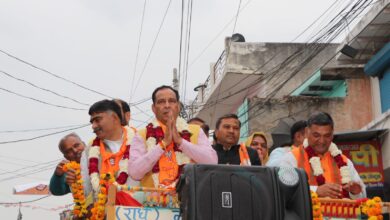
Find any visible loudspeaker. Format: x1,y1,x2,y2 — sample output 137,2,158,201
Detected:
177,164,312,220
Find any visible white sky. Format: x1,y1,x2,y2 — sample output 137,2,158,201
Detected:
0,0,358,219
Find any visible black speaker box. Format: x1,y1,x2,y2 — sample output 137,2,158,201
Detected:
177,164,312,220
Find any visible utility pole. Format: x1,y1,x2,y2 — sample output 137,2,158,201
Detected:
173,68,179,91
174,68,188,120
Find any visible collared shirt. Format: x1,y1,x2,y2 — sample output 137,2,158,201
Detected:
212,144,261,166
80,130,140,200
128,128,218,181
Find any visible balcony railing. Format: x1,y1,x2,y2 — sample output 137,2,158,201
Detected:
191,50,227,110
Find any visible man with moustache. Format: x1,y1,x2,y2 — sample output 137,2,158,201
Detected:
80,99,141,207
281,112,365,199
49,133,85,196
213,114,261,166
129,85,217,189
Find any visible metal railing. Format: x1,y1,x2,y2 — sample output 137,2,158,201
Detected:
189,50,227,117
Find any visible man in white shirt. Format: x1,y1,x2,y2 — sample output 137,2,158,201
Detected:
280,112,365,199
80,99,141,207
267,120,307,167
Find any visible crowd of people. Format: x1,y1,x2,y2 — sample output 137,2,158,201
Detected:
49,85,366,218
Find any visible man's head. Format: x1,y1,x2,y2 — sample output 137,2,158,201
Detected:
188,117,210,135
58,133,85,163
306,112,334,155
290,120,307,146
215,114,241,148
151,85,180,124
114,99,131,126
89,99,123,140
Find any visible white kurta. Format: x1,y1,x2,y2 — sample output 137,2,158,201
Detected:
80,137,140,203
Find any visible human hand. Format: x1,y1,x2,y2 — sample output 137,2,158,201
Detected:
163,111,174,145
172,121,183,146
54,160,69,176
316,183,342,198
65,169,76,186
343,181,362,195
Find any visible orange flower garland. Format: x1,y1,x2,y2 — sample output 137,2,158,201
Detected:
311,190,323,220
90,173,115,220
361,197,383,220
63,161,88,218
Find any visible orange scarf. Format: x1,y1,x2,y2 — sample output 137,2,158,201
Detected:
157,122,179,187
99,127,128,174
239,143,251,166
292,146,346,185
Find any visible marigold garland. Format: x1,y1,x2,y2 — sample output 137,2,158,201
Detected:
63,161,88,218
90,173,115,220
145,118,192,188
303,139,351,198
311,190,323,220
361,196,383,220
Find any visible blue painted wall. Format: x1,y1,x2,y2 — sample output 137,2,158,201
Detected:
237,99,249,142
380,68,390,113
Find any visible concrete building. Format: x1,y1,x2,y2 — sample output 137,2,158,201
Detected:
191,0,389,199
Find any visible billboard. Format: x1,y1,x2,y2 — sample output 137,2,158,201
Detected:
337,141,384,188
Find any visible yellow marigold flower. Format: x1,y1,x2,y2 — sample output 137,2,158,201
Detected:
367,200,375,206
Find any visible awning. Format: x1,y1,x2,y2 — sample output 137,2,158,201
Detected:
290,70,347,97
333,129,388,142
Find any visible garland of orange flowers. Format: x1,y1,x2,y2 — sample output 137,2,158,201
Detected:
361,197,383,220
311,190,323,220
90,173,115,220
63,161,88,218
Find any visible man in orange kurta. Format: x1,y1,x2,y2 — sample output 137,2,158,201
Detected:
281,112,365,199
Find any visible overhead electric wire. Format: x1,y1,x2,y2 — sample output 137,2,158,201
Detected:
130,97,152,106
129,0,148,103
0,195,51,205
208,0,243,125
192,0,372,124
0,49,113,99
192,0,342,104
131,0,173,99
0,87,87,111
0,159,38,167
232,0,242,34
0,124,89,144
133,104,153,118
263,0,374,99
0,69,89,106
241,0,374,121
187,0,253,69
195,0,370,112
0,124,86,133
136,115,154,128
0,163,58,182
177,0,185,86
0,155,40,164
131,109,152,116
0,159,60,176
182,0,194,103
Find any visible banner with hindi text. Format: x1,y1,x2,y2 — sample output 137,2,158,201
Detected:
113,206,181,220
337,141,384,188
